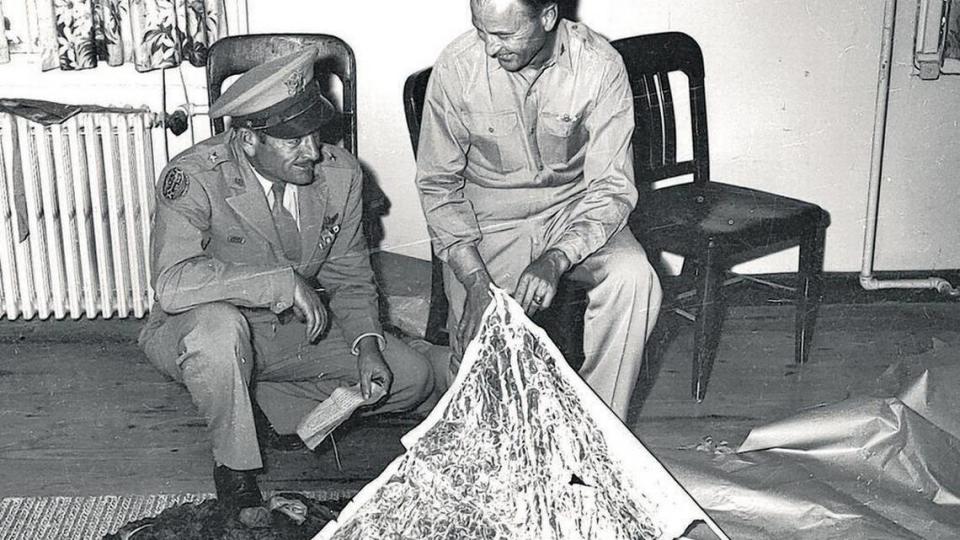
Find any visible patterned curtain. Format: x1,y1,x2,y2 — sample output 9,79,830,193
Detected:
38,0,227,72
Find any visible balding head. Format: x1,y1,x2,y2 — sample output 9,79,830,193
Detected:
472,0,556,17
517,0,558,16
470,0,559,72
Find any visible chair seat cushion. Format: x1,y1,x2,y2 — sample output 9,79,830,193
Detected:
629,182,829,257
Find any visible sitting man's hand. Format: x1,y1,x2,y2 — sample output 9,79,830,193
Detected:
457,270,494,357
292,274,328,342
515,249,571,315
356,336,393,401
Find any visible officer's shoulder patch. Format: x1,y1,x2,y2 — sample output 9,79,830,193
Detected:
161,167,189,200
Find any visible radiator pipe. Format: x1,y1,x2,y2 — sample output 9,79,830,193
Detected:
172,102,210,118
860,0,960,297
161,68,170,164
163,101,210,136
164,109,189,136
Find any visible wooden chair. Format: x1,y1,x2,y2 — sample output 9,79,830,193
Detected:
206,34,356,156
611,32,830,401
402,68,585,367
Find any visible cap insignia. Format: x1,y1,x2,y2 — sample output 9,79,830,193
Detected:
284,70,306,96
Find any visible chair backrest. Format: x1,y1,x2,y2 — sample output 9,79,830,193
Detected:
402,66,450,344
611,32,709,185
402,67,433,157
206,33,357,156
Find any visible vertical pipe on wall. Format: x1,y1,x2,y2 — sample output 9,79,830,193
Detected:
859,0,960,296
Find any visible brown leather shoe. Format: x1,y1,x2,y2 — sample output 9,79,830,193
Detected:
213,465,262,509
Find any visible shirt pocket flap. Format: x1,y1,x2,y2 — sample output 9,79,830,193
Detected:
540,111,582,137
467,111,520,137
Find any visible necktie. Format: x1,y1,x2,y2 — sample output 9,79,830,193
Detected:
271,182,301,261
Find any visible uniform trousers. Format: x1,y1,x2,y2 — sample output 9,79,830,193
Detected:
443,214,662,420
139,303,434,471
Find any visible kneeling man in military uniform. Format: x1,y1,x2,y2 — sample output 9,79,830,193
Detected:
138,47,435,510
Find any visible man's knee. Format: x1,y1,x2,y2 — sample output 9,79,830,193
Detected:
407,350,436,401
389,340,436,403
179,303,252,372
600,246,660,294
183,302,248,343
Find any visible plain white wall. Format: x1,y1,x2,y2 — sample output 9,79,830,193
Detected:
875,0,960,270
590,0,960,273
248,0,960,272
2,0,958,272
583,0,886,274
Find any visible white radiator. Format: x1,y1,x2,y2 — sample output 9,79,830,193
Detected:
0,111,161,320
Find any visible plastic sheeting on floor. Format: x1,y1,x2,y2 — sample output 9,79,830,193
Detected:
663,349,960,539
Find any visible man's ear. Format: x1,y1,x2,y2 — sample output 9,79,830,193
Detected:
236,127,259,158
540,2,559,32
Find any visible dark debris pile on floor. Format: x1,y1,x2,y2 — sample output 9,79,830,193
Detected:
103,493,349,540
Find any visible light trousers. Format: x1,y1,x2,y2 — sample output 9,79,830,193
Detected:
443,222,662,420
139,303,434,470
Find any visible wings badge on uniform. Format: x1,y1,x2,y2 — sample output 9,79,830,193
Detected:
319,213,341,249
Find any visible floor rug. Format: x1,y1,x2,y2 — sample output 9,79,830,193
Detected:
0,490,357,540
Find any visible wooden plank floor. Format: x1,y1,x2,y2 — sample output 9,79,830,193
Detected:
633,302,960,450
1,283,958,502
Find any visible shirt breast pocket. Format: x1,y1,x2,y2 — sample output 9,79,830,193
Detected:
539,111,585,166
465,111,525,174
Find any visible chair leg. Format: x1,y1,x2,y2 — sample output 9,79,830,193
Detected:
678,256,699,290
692,249,725,402
795,225,826,364
425,252,450,345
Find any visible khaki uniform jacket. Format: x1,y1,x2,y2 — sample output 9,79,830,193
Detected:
141,131,380,347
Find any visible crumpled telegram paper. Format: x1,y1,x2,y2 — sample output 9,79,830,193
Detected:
297,383,386,450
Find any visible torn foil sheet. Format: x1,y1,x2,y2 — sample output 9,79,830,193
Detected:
315,286,724,540
661,351,960,539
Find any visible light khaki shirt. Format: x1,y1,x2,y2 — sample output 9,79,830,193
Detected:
146,132,384,353
415,19,637,266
